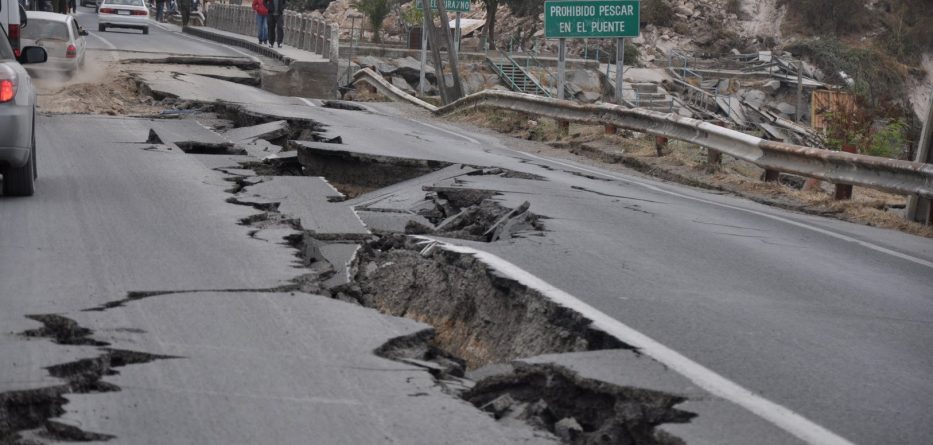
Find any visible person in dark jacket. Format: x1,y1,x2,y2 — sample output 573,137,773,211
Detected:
263,0,284,48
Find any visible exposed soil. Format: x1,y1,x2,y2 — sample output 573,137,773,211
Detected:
33,53,165,116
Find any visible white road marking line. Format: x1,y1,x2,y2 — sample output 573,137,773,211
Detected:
416,237,857,445
89,32,117,50
296,97,316,107
417,121,480,144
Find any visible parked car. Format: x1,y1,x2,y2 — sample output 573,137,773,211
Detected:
1,0,27,55
0,25,48,196
21,11,86,75
79,0,98,8
97,0,149,34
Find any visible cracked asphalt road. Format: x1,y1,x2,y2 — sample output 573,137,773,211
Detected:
0,115,554,444
2,17,933,445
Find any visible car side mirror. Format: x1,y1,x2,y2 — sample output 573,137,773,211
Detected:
18,46,48,64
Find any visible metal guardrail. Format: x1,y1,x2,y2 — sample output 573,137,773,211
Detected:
351,68,933,198
208,4,339,62
353,68,439,111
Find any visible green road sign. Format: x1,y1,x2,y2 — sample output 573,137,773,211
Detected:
544,0,640,39
414,0,471,12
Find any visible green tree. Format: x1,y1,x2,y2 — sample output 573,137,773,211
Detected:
502,0,540,17
353,0,393,43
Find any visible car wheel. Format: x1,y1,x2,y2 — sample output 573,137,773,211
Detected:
99,24,106,32
3,144,36,197
142,26,149,35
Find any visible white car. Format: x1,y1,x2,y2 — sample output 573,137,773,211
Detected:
97,0,149,34
0,25,48,196
21,11,87,74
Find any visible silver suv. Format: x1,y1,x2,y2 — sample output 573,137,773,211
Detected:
0,26,47,196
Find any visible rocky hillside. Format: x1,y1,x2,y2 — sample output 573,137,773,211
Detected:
312,0,930,126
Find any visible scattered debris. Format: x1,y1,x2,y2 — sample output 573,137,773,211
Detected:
464,363,695,445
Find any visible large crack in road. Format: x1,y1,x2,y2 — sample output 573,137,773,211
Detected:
3,59,700,444
2,315,176,443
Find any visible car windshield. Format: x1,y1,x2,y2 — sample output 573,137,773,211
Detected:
22,19,70,41
105,0,145,6
0,28,14,60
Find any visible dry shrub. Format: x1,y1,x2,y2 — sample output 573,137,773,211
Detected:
778,0,870,35
642,0,674,28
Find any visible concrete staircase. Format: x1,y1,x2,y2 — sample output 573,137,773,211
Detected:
624,83,679,114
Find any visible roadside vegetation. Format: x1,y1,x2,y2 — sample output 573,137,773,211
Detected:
779,0,931,161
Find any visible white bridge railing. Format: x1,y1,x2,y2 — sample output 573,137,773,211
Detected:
353,68,933,199
208,4,339,62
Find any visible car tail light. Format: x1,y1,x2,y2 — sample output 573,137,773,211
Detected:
131,10,147,15
0,66,18,103
99,7,114,13
66,44,77,58
8,24,21,58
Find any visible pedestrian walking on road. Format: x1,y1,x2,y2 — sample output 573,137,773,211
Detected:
263,0,285,48
252,0,268,45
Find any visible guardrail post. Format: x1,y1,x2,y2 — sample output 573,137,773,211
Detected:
834,145,857,200
707,148,722,166
558,120,570,137
655,136,668,157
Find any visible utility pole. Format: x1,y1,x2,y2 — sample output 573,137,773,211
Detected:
615,38,624,104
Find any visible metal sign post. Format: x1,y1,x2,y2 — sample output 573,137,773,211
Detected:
455,12,461,53
615,37,624,103
558,38,566,100
419,11,428,95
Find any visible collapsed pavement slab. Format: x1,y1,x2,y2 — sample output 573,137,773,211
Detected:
57,292,557,444
223,120,290,143
237,176,370,239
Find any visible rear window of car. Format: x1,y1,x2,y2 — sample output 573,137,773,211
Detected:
104,0,145,6
22,19,70,41
0,27,14,60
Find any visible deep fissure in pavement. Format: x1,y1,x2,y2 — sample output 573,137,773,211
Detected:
334,236,696,444
337,234,630,369
294,146,451,198
196,99,695,444
407,190,545,242
465,363,695,445
1,315,176,443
